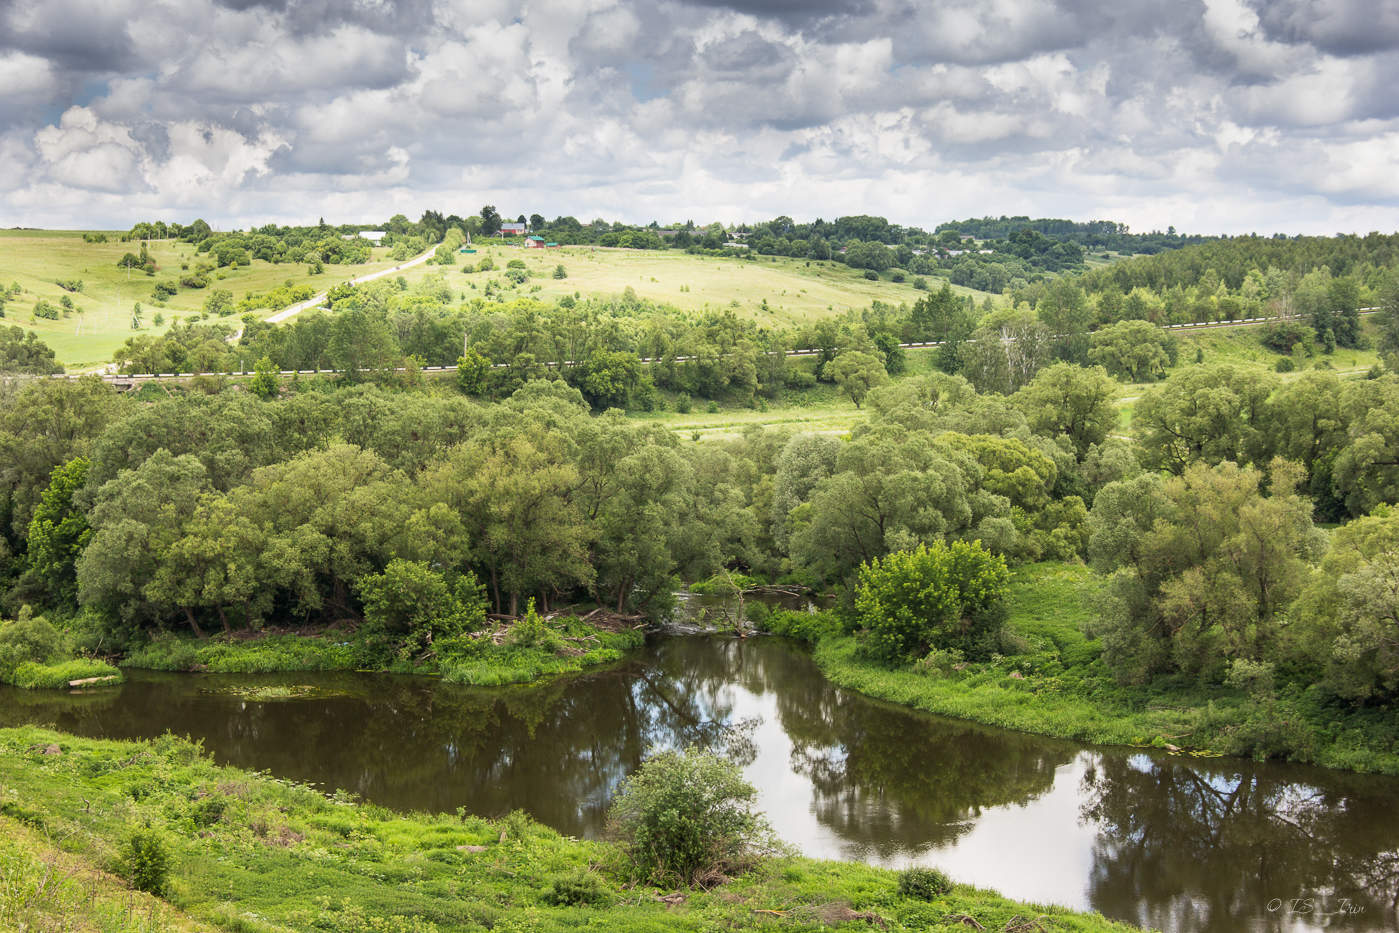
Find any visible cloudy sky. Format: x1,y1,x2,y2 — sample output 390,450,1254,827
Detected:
3,0,1399,234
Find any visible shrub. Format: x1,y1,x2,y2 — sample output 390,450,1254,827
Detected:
863,269,878,280
898,866,953,900
854,540,1010,665
760,609,838,646
116,825,170,895
553,264,568,279
0,612,63,676
607,748,778,885
544,869,610,907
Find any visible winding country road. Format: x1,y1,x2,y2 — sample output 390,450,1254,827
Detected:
266,245,438,323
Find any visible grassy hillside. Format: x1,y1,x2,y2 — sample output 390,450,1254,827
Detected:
409,242,995,326
0,229,401,369
0,726,1143,933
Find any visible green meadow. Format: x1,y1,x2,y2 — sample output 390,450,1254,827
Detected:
0,229,401,369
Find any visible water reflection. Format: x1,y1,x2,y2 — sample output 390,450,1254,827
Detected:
1,636,1396,933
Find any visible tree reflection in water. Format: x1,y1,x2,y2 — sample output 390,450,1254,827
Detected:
4,636,1399,933
1080,753,1399,932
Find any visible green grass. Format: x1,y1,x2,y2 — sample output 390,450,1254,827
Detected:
0,726,1144,932
4,657,123,689
121,618,645,687
0,815,213,932
803,562,1399,774
0,229,402,369
1113,318,1385,421
407,243,996,326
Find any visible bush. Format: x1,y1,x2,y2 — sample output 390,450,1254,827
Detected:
760,609,839,646
544,869,610,906
116,825,171,895
898,866,953,900
151,281,178,301
854,540,1010,664
607,748,778,885
0,612,63,677
863,269,878,280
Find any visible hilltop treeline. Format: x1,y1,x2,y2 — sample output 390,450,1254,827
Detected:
936,216,1215,254
1004,234,1399,346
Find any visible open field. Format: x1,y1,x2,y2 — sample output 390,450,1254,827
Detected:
411,241,996,325
0,229,402,368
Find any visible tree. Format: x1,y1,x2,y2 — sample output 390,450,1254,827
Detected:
456,348,490,396
1037,278,1092,364
203,289,233,316
327,306,400,379
479,205,502,236
1293,505,1399,703
1012,363,1119,459
77,450,213,631
854,540,1010,664
356,559,485,649
144,492,267,633
23,457,91,609
1088,320,1176,381
607,748,777,885
249,356,279,399
1379,269,1399,357
1332,376,1399,517
1133,365,1274,474
0,326,63,375
1087,459,1323,683
791,427,982,581
959,307,1051,394
830,350,888,408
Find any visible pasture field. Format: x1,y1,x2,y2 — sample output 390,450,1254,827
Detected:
426,241,995,324
0,229,400,369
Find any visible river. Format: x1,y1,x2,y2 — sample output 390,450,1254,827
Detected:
2,636,1395,933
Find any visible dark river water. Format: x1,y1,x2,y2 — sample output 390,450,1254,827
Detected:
2,636,1396,933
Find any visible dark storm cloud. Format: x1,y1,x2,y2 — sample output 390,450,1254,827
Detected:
0,0,143,71
1250,0,1399,57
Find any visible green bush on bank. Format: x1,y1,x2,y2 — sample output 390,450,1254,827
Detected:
0,725,1143,933
0,610,122,688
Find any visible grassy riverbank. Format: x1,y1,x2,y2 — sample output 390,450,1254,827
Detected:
783,563,1399,775
0,726,1142,933
121,615,645,686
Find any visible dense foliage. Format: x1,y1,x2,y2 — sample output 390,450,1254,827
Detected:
607,748,778,885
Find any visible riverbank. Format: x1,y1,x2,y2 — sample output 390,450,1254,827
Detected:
0,726,1141,933
784,563,1399,775
120,613,645,686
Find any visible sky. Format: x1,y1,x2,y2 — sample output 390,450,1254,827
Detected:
3,0,1399,235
